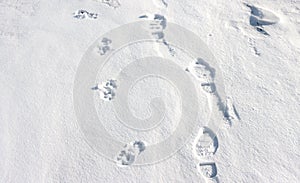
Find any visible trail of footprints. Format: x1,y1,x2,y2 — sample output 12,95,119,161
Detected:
187,59,241,182
93,79,144,167
186,58,239,127
85,7,241,179
91,60,240,173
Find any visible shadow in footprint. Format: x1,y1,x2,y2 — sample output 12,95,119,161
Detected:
250,16,276,27
199,162,218,178
194,127,219,158
245,4,279,35
161,0,168,7
187,58,234,125
255,27,270,36
139,14,175,56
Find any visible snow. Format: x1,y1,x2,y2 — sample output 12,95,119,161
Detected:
1,0,299,182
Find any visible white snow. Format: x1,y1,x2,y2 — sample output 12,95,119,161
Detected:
0,0,299,182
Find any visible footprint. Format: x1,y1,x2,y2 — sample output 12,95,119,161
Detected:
246,4,279,26
132,141,146,153
93,79,117,101
115,141,146,166
198,162,218,179
73,10,98,19
245,4,279,35
97,37,113,55
194,127,220,182
116,148,136,166
187,58,216,94
201,83,216,93
193,127,218,159
139,14,175,56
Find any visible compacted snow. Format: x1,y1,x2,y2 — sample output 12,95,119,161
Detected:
1,0,299,182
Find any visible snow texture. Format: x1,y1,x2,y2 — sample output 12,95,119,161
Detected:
0,0,300,182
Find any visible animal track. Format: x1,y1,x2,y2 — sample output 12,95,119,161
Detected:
245,4,279,35
139,14,175,56
97,0,120,8
115,141,146,166
97,38,112,55
93,79,117,101
116,148,135,166
73,10,98,19
193,127,218,159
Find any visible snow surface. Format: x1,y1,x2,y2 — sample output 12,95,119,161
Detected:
1,0,300,182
